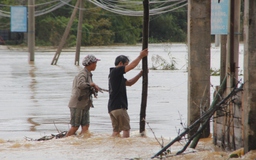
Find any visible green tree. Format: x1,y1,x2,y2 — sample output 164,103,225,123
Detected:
82,2,114,46
36,16,71,46
110,14,142,44
149,8,187,43
0,0,189,46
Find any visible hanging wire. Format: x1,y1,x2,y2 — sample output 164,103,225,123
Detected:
0,0,72,17
0,0,187,18
35,0,72,17
87,0,187,16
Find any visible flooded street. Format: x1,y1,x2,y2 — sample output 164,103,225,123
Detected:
0,44,191,140
0,43,254,159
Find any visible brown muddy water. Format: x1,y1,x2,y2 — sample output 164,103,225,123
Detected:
0,44,255,160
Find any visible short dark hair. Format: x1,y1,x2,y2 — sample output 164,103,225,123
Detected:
114,55,129,66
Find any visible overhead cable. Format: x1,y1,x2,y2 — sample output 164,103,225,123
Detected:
87,0,187,16
0,0,71,17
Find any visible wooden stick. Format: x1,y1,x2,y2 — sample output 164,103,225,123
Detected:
140,0,149,135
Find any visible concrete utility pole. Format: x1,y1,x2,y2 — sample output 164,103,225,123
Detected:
220,35,227,83
28,0,35,62
233,0,240,82
187,0,211,138
226,0,240,86
223,0,241,150
243,0,256,153
75,0,84,65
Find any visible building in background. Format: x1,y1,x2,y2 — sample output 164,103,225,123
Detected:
0,30,24,45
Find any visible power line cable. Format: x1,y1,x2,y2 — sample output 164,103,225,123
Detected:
35,0,72,17
87,0,187,16
0,0,187,18
0,0,71,17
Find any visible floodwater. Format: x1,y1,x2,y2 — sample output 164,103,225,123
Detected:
0,43,254,160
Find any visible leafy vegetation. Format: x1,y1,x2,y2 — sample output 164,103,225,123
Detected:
210,68,220,76
0,0,187,46
149,9,187,43
151,52,177,70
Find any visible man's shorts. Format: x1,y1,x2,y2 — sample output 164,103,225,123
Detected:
109,108,130,132
69,108,90,127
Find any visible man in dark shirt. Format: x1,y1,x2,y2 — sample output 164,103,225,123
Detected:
108,48,148,138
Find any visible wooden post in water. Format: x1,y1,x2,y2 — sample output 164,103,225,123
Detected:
51,0,80,65
139,0,149,135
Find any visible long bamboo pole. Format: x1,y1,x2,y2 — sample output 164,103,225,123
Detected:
153,77,245,158
190,76,227,148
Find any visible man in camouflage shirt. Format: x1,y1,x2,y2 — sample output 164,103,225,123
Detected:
66,55,100,137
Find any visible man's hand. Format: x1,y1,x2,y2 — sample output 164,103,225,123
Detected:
140,48,148,58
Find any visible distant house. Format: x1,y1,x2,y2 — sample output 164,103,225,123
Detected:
0,30,24,45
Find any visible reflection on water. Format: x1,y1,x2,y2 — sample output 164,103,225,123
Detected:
29,63,37,101
0,44,254,159
27,118,40,131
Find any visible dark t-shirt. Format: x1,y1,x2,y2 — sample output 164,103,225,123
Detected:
108,66,128,113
